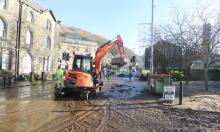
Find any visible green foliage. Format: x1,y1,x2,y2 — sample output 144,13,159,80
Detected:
207,69,220,81
102,63,112,69
215,68,220,72
170,69,185,81
34,73,40,80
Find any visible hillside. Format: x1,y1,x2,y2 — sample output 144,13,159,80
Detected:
60,26,109,45
60,26,136,59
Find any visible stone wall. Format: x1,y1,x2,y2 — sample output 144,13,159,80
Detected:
0,0,19,74
58,26,99,70
0,0,60,78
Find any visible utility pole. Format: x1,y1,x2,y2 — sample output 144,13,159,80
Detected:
15,0,22,77
218,0,220,26
150,0,154,74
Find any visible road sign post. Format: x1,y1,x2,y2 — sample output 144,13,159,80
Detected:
163,85,175,104
179,81,183,105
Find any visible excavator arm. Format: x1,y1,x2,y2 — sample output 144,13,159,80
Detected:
95,35,126,77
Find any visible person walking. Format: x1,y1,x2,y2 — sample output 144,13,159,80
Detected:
129,70,132,81
55,66,64,81
55,66,64,89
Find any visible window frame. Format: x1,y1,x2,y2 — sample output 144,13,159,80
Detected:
46,19,52,31
82,58,92,72
26,30,33,48
42,56,49,71
27,11,34,23
0,0,6,10
1,49,11,70
44,36,51,49
22,52,32,73
0,18,5,38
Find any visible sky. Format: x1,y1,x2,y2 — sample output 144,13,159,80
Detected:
37,0,219,55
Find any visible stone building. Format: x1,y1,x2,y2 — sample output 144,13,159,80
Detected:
0,0,60,79
19,0,60,77
145,40,183,69
0,0,113,80
0,0,19,75
58,26,99,70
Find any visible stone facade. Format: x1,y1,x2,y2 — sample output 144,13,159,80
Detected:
0,0,19,75
58,26,99,70
0,0,60,78
0,0,106,80
0,0,59,79
19,0,59,77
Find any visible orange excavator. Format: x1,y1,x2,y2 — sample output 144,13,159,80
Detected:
54,35,126,100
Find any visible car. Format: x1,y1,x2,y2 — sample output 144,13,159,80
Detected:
117,73,128,77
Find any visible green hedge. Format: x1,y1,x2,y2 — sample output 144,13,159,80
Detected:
148,68,220,81
170,69,185,81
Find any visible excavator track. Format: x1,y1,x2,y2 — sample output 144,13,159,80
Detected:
80,90,90,100
80,86,102,100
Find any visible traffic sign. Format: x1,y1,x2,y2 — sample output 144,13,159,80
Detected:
163,86,175,103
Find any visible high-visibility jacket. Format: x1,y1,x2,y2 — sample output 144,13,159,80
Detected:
55,69,63,80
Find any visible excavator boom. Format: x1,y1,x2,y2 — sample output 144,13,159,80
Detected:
95,35,126,77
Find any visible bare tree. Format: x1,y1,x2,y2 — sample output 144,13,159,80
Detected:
152,39,182,69
144,26,182,70
163,10,201,85
196,5,220,90
153,26,171,69
151,1,220,88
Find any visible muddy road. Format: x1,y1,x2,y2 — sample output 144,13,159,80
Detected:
0,77,219,132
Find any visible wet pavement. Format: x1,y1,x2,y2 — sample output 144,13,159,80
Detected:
0,77,219,131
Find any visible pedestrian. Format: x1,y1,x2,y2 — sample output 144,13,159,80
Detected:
107,70,110,79
55,66,64,81
103,68,107,79
129,71,132,81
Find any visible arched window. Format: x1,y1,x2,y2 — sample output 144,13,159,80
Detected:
22,52,32,73
44,36,51,49
26,30,33,48
42,56,49,71
27,11,33,23
46,19,51,31
1,49,11,70
47,36,51,49
0,0,6,9
0,18,4,38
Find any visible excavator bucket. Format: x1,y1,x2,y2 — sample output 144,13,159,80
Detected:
111,57,127,67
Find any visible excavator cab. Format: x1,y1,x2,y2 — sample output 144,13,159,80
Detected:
72,55,93,74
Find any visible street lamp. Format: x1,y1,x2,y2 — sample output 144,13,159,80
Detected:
139,0,154,74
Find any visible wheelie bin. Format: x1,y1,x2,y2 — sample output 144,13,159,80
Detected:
149,74,172,94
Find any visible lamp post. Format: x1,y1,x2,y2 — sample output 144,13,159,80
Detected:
140,0,154,73
15,0,23,77
150,0,154,74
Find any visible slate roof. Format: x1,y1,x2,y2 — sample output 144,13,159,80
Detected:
21,0,57,21
21,0,46,12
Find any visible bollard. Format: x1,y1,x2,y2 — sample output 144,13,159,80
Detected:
41,72,45,81
29,72,33,82
11,77,14,88
3,77,6,86
179,81,183,105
